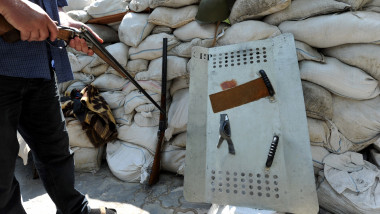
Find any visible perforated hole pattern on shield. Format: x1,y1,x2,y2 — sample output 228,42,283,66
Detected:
210,170,280,199
202,47,268,69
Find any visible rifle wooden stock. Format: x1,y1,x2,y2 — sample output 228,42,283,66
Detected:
148,38,168,186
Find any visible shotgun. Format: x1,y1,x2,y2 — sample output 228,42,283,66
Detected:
0,15,164,114
148,38,167,186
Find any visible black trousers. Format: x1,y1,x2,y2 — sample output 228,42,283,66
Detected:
0,74,89,214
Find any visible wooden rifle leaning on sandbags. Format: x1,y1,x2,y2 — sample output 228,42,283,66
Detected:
148,38,167,186
0,14,164,115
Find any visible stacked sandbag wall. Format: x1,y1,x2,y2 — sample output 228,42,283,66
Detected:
61,0,380,212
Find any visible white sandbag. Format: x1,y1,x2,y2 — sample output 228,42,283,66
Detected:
279,12,380,48
17,132,30,165
66,10,92,23
134,110,160,127
208,204,282,214
106,140,153,183
63,0,95,12
168,38,214,58
169,132,186,148
335,0,370,10
67,52,94,72
112,107,134,125
135,56,188,81
317,152,380,214
99,91,127,109
302,81,333,120
173,21,227,42
122,80,162,95
364,0,380,12
66,118,94,148
370,148,380,167
105,65,128,78
65,81,87,94
170,76,189,96
308,117,330,147
86,24,119,43
118,13,155,47
117,123,158,154
91,42,129,67
332,95,380,144
126,59,149,75
295,41,325,62
299,57,380,100
91,73,129,91
86,0,128,18
129,0,150,12
135,103,157,112
322,44,380,81
161,143,185,175
73,72,95,84
82,63,109,77
165,88,189,140
72,146,104,173
129,33,180,60
217,21,281,46
149,0,200,8
148,5,198,28
310,145,330,174
263,0,350,26
151,25,173,34
124,90,161,114
229,0,291,24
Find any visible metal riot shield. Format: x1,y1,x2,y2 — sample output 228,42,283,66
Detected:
184,34,319,214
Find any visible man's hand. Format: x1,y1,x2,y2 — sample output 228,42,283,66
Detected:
0,0,58,42
59,8,103,56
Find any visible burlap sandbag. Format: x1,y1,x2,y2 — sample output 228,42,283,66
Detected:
263,0,350,26
118,13,155,47
364,0,380,12
217,20,281,46
86,0,128,18
91,73,129,91
322,44,380,81
149,0,200,8
129,0,150,12
279,11,380,48
148,5,198,28
135,56,188,81
335,0,371,10
302,81,333,120
332,95,380,144
299,57,380,100
173,21,227,42
229,0,291,24
66,10,92,23
295,40,325,62
126,59,149,75
168,38,215,58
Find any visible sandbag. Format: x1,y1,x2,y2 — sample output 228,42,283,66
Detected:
364,0,380,12
135,56,188,81
302,81,333,120
208,204,281,214
82,63,109,77
263,0,350,26
72,146,104,173
279,12,380,48
117,123,158,154
170,76,189,96
112,107,134,125
90,42,129,67
86,0,128,18
134,110,160,127
91,73,129,91
86,24,119,43
161,143,185,175
299,57,380,100
229,0,291,24
148,5,198,28
217,21,281,46
129,0,150,12
66,10,92,23
165,88,189,140
168,38,215,58
310,145,330,175
67,52,94,72
118,13,155,47
149,0,200,8
122,80,163,95
173,21,227,42
124,90,161,114
151,25,173,34
63,0,95,12
322,44,380,81
335,0,370,10
332,95,380,144
308,117,330,147
317,152,380,214
106,140,153,183
169,132,187,148
129,33,180,60
135,103,157,113
65,81,87,94
126,59,149,75
295,40,325,62
66,118,95,148
99,91,127,109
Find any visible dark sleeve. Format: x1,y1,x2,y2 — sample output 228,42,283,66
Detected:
57,0,68,7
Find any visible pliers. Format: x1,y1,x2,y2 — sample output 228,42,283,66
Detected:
217,114,236,155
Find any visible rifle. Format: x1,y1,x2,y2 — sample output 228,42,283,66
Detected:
0,15,164,114
148,38,167,186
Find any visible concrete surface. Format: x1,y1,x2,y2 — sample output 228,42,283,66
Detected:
15,158,211,214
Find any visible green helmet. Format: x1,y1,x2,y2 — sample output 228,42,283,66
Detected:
196,0,235,24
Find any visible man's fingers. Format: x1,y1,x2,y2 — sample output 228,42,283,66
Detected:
28,30,40,42
39,28,50,41
20,31,31,41
47,20,59,41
